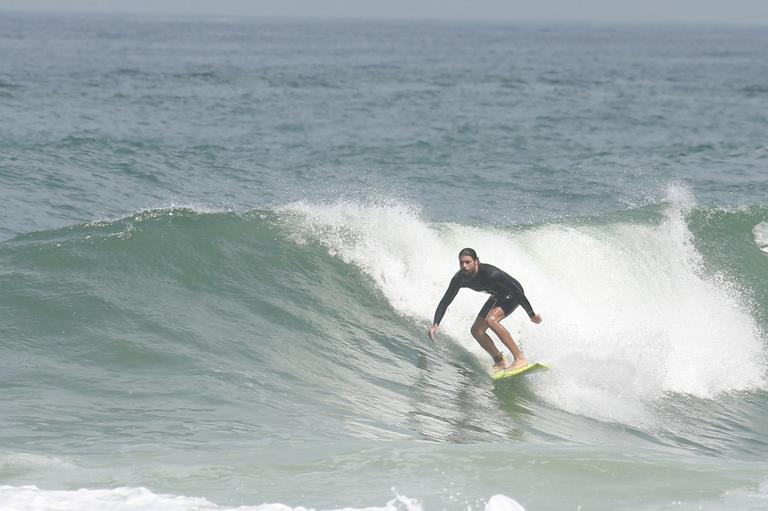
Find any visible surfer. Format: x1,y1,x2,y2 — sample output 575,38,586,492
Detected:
429,248,542,371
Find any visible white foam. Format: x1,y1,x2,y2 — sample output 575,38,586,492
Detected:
0,486,523,511
484,495,525,511
754,222,768,254
281,191,767,425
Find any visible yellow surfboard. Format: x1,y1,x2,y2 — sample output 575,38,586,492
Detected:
492,362,550,381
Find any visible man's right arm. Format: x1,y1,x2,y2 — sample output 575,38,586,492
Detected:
432,275,461,331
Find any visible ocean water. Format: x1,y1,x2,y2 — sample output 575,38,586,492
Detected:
2,11,768,511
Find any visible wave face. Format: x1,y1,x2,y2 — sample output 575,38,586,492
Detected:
2,201,768,509
2,197,767,429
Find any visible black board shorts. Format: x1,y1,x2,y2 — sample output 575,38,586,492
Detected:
478,294,520,319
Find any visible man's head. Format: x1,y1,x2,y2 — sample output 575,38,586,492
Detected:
458,248,479,276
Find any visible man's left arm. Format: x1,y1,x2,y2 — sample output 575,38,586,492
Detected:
522,294,542,323
509,281,542,324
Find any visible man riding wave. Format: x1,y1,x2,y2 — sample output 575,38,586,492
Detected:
429,248,542,371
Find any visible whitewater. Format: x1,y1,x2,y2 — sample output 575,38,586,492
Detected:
281,193,766,417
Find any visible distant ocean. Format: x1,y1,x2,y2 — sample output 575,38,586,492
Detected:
2,11,768,511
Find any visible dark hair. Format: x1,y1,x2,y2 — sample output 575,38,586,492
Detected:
458,248,478,260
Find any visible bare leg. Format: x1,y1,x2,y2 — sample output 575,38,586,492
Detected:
485,307,529,369
470,316,503,358
470,316,511,371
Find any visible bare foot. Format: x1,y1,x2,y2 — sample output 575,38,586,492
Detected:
492,356,512,372
509,358,530,370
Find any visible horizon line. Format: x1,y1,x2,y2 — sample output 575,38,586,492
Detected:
2,8,768,28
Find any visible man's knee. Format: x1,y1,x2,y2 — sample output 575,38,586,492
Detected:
486,316,504,331
470,321,487,338
485,308,506,327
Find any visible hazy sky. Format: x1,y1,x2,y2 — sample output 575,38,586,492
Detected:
2,0,768,25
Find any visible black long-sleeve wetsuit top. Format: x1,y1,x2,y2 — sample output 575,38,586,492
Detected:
433,263,535,325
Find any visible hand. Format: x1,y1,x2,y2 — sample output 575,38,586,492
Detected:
428,324,439,341
530,313,542,324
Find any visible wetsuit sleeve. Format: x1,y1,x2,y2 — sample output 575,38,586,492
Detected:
433,274,462,325
510,283,536,318
488,265,536,318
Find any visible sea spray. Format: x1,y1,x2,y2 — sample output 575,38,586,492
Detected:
754,222,768,255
